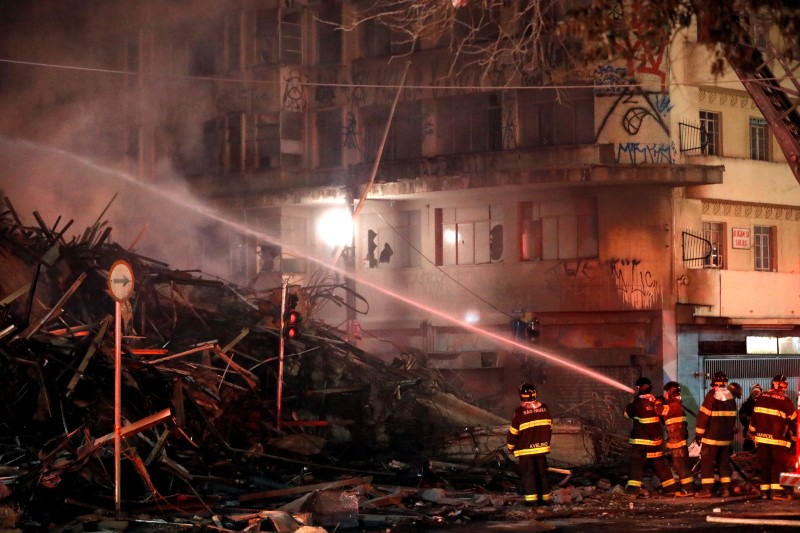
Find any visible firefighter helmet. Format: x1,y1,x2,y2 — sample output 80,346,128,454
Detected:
635,377,652,394
772,374,788,391
750,383,763,397
518,383,537,401
728,382,743,399
663,381,681,399
711,371,728,387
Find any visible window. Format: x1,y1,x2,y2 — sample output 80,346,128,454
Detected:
189,28,218,76
362,211,421,269
700,110,721,155
281,10,303,65
254,113,280,169
317,5,341,66
280,111,305,168
317,109,342,168
519,88,594,147
361,19,412,58
520,197,598,261
281,216,307,273
255,9,278,64
126,33,139,88
435,206,503,266
754,225,776,271
437,93,502,155
749,117,769,161
225,12,242,72
702,222,724,268
363,101,422,162
225,113,244,174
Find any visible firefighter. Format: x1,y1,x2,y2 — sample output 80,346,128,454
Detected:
739,383,762,452
659,381,697,496
693,371,737,498
624,377,677,497
507,383,552,506
749,374,797,500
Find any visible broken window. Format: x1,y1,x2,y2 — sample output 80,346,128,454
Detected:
436,93,502,155
255,9,279,64
225,113,244,174
520,197,597,261
280,111,305,168
363,101,422,163
281,10,303,65
189,24,219,76
317,4,341,66
518,87,594,147
360,18,412,57
317,109,342,168
361,211,421,269
225,11,243,72
254,113,280,169
202,118,223,172
435,206,503,266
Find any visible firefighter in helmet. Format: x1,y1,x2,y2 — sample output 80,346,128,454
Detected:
624,377,677,497
749,373,797,500
693,371,737,498
658,381,697,496
507,383,553,506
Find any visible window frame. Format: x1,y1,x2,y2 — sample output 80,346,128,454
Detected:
435,206,503,266
519,197,598,261
436,92,502,155
702,221,725,269
753,224,776,272
749,117,769,161
700,110,721,156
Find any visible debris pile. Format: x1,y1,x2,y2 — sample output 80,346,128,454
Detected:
0,197,563,531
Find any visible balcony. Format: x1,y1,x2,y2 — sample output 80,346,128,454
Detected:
681,268,800,323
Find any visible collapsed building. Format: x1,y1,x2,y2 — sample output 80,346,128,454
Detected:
0,198,633,531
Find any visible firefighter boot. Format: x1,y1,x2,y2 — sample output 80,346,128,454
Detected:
694,488,712,499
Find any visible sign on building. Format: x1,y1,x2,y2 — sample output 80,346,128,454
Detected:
732,227,751,249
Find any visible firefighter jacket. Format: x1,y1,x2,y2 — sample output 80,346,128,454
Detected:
507,400,552,457
748,388,797,448
658,395,688,449
739,395,757,438
694,387,737,446
624,393,663,447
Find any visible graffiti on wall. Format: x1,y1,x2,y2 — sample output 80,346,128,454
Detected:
543,257,661,311
609,258,661,310
596,87,671,138
343,111,359,150
616,142,673,164
282,68,306,112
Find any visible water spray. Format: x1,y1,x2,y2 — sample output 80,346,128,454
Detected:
3,137,635,393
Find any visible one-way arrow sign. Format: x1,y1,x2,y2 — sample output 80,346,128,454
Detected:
108,260,135,302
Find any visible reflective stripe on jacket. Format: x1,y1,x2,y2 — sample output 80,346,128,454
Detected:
507,401,552,457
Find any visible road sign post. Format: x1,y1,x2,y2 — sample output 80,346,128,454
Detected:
107,260,134,516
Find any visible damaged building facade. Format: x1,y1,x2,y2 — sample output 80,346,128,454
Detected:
2,0,800,440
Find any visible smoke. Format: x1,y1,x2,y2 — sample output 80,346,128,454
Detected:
0,0,240,281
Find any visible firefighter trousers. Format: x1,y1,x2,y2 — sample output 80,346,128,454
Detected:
518,453,551,504
669,446,696,489
757,444,791,496
627,445,675,491
699,443,732,490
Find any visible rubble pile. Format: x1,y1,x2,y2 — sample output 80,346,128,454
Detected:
0,197,547,531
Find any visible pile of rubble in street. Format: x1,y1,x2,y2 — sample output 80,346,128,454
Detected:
2,195,775,532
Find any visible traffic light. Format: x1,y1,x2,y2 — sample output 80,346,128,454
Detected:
283,293,301,339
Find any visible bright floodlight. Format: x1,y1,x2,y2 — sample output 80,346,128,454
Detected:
317,208,353,247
